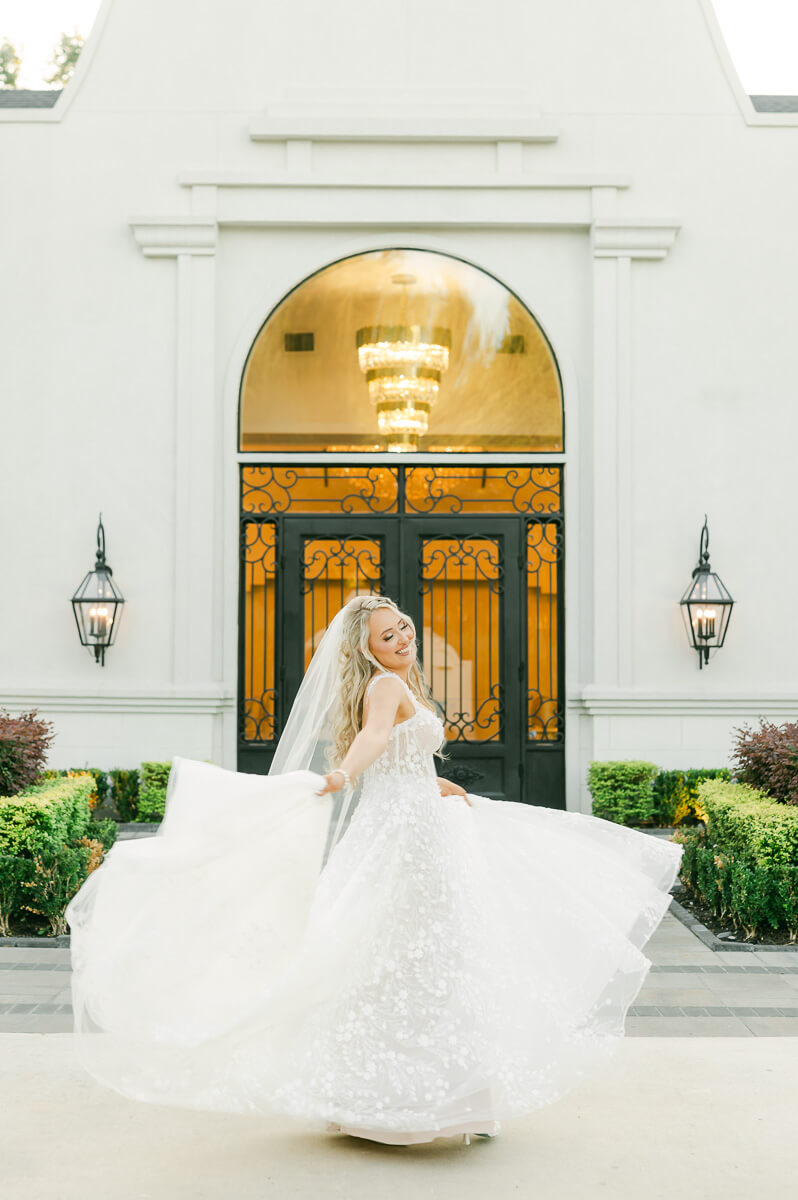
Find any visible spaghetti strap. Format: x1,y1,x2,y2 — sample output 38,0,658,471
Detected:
365,670,417,706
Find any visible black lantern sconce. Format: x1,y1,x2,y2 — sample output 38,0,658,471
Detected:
679,515,734,669
70,514,125,666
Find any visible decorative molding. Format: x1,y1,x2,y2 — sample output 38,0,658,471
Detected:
0,688,234,715
591,219,681,260
177,170,631,190
248,114,560,143
129,217,217,258
567,688,798,718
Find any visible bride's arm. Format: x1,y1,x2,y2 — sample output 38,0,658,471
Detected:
315,676,405,795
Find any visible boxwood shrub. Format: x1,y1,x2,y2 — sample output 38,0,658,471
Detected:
674,778,798,940
0,774,116,936
136,761,172,823
586,760,659,826
109,767,140,821
651,767,732,826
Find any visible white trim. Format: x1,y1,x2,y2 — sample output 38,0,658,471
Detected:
0,0,115,124
248,115,560,143
237,452,567,465
698,0,798,129
0,688,234,715
568,688,798,717
177,171,630,190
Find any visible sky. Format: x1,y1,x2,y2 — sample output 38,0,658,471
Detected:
0,0,797,92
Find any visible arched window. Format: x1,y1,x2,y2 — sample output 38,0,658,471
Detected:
239,248,563,455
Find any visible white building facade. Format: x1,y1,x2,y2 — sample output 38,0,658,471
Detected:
2,0,797,811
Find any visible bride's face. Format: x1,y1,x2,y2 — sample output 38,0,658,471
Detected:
368,608,417,672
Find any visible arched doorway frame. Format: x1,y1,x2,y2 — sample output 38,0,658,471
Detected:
222,236,578,805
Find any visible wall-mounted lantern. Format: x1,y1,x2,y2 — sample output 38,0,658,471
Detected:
679,514,733,669
70,513,125,666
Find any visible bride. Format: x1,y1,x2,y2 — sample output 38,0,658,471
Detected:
67,593,683,1147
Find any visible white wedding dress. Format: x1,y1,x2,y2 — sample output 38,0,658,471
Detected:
67,668,683,1145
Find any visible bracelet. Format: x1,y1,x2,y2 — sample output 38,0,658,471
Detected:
331,768,351,788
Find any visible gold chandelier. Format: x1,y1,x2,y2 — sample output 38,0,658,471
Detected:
356,275,451,452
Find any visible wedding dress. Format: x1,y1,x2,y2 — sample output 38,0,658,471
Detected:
67,665,683,1146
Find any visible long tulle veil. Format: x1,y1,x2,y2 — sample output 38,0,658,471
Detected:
268,596,363,861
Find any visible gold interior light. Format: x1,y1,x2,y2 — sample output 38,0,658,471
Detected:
356,274,451,452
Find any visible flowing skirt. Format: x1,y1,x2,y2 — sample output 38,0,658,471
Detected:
66,756,683,1142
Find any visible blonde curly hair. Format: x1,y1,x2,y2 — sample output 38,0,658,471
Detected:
327,594,437,770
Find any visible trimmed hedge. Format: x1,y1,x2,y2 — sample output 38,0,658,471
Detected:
586,760,659,826
0,775,116,936
38,767,110,812
651,767,732,826
674,778,798,941
109,767,140,821
136,761,172,823
0,775,93,857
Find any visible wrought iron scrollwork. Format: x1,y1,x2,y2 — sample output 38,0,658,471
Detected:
240,518,278,743
419,535,504,744
404,466,562,514
301,537,384,592
242,466,399,514
526,516,564,743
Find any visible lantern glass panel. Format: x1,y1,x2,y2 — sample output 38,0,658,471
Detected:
71,570,123,647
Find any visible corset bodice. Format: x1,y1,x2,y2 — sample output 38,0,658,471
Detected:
361,671,446,784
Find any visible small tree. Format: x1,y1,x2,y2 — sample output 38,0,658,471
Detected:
0,710,56,797
0,39,21,88
44,30,84,88
731,718,798,806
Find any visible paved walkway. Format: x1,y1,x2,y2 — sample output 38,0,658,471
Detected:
3,911,797,1036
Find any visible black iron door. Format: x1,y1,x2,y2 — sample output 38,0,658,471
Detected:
400,517,523,801
238,465,564,806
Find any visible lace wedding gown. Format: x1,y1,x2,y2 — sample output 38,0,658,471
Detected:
67,668,683,1146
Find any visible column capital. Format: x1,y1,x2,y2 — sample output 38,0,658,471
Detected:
591,218,680,260
130,216,217,258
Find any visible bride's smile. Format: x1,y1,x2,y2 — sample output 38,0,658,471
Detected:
368,608,417,675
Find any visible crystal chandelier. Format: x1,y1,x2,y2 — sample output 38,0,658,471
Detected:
356,274,451,452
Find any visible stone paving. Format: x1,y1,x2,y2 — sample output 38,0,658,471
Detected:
1,909,797,1036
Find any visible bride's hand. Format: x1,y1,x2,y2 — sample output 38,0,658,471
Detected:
437,777,472,805
316,771,347,796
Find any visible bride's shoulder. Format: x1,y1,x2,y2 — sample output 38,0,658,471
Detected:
365,670,405,699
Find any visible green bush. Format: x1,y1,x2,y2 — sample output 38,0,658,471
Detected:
87,817,117,853
0,774,105,936
586,760,659,826
109,767,140,821
0,775,93,857
36,766,110,812
674,779,798,941
652,767,732,826
696,778,798,868
17,844,93,936
0,856,30,937
136,761,172,823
